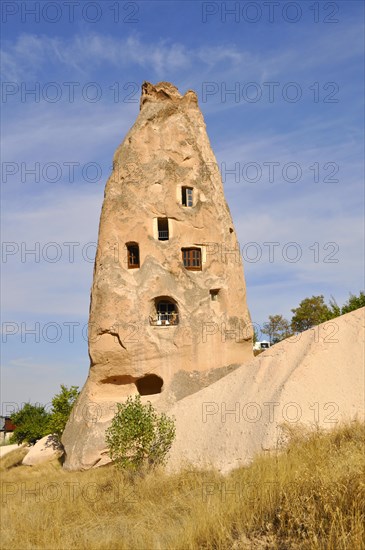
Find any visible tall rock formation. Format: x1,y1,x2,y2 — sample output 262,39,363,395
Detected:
62,82,253,470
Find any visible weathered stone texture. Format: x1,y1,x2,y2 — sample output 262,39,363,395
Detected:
22,435,64,466
62,81,252,470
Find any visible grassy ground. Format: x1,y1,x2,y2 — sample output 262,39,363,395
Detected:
1,421,364,549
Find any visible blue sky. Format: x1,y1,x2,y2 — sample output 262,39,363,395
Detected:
1,0,364,408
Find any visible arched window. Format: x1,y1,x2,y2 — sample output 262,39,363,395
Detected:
150,297,179,325
126,242,140,268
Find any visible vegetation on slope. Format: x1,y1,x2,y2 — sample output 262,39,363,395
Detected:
9,385,79,445
1,421,364,549
258,290,365,344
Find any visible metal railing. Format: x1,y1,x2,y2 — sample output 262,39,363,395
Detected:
158,231,169,240
150,313,179,326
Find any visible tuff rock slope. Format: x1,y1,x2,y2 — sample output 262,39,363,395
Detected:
166,308,365,474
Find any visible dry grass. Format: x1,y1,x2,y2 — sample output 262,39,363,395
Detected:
0,446,29,470
1,421,364,550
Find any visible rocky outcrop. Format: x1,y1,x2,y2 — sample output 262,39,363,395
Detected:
22,435,64,466
166,308,365,474
62,81,253,470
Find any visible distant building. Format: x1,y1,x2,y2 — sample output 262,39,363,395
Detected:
0,416,16,442
253,340,271,351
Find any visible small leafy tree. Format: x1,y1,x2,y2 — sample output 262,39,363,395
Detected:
291,295,331,333
262,314,291,344
106,395,176,471
326,296,341,320
10,403,50,445
341,291,365,315
48,385,79,438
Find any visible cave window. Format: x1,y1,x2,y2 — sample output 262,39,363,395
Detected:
150,298,179,325
127,243,140,268
182,186,193,207
210,289,220,301
136,374,163,395
101,374,164,396
182,247,202,271
158,218,169,240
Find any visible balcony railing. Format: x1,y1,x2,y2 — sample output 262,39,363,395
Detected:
149,313,179,326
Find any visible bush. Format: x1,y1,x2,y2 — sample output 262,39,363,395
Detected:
10,403,50,445
9,385,79,446
105,395,175,471
341,291,365,314
48,384,79,438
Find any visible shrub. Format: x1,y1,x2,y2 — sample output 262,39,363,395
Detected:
105,395,175,471
341,290,365,314
48,384,79,438
10,403,50,445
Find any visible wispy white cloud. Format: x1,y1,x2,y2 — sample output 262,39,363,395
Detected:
1,32,192,80
2,100,137,163
2,20,363,82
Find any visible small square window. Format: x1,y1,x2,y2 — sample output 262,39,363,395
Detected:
210,289,220,301
182,248,202,271
182,187,193,207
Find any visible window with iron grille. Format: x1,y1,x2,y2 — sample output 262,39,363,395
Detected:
127,243,140,268
182,187,193,207
156,300,178,323
182,247,202,270
150,298,179,325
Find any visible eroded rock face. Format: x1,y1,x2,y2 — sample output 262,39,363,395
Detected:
62,81,253,470
22,435,64,466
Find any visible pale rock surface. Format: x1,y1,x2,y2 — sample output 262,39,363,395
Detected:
166,308,365,474
62,81,253,470
0,444,27,458
22,435,64,466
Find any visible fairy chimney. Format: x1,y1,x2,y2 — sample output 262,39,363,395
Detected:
62,81,253,470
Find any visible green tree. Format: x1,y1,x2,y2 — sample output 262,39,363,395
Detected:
262,314,291,344
48,385,79,438
326,296,341,319
106,395,176,471
291,295,331,333
10,403,50,445
341,291,365,315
